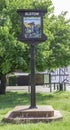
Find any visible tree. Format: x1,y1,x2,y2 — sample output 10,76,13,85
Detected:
36,11,70,71
46,12,70,70
0,0,31,94
0,26,29,94
0,0,53,94
0,0,70,94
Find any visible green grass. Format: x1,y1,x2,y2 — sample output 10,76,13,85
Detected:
0,91,70,130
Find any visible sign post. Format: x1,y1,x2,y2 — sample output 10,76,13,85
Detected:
30,44,36,108
17,9,47,108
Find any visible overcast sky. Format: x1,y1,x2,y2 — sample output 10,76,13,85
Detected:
52,0,70,19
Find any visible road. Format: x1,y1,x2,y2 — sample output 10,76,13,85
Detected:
6,85,70,93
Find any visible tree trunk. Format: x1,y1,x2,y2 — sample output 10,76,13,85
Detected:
59,83,63,91
0,74,6,94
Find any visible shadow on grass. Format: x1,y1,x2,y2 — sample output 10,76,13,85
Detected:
0,92,54,109
0,92,55,109
0,91,70,109
36,93,57,105
0,92,30,109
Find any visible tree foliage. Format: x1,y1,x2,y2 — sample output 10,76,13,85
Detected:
43,12,70,70
0,0,30,75
0,0,70,94
0,0,70,73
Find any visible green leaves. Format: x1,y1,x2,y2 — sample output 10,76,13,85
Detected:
0,0,70,74
1,60,12,74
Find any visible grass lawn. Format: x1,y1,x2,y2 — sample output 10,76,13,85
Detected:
0,91,70,130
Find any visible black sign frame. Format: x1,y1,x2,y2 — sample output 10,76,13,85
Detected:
17,9,47,44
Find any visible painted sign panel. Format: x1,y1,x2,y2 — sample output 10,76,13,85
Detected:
24,17,41,38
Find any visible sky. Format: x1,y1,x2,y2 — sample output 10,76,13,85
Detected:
24,17,41,25
52,0,70,19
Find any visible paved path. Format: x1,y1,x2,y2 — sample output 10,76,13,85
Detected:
6,85,70,93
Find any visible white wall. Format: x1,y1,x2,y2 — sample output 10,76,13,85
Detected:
68,66,70,84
